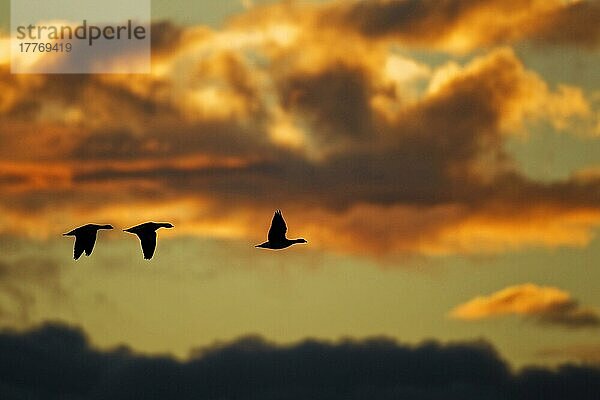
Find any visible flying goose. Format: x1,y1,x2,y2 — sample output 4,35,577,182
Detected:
63,224,114,260
124,222,174,260
256,210,307,250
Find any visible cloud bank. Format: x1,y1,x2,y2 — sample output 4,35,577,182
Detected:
0,322,599,399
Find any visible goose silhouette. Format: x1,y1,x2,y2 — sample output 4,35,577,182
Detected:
63,224,114,260
124,222,174,260
256,210,307,250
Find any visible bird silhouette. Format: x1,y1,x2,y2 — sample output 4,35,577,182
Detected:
256,210,307,250
124,222,174,260
63,224,114,260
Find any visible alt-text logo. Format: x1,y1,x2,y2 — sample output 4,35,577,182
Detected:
11,0,150,73
16,20,147,46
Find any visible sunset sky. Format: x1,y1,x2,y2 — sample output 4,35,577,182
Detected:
0,0,600,388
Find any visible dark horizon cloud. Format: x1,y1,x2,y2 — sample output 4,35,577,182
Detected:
0,322,599,399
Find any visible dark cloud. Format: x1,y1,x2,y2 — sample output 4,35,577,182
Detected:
150,21,185,55
0,322,600,399
532,1,600,47
323,0,483,43
278,63,376,142
537,303,600,329
324,0,600,49
70,119,272,162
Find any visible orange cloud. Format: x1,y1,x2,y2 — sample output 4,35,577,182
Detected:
0,6,598,257
450,284,600,328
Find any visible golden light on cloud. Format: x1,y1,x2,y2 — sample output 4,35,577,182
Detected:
268,107,307,150
450,283,600,328
426,61,462,95
185,87,251,120
435,208,600,254
0,161,72,193
0,0,598,258
288,205,600,256
423,48,593,136
384,54,431,85
0,38,9,65
450,284,574,319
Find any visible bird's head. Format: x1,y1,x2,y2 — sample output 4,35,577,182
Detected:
101,224,114,230
295,238,307,244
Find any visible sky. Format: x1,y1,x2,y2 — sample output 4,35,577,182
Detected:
0,0,600,396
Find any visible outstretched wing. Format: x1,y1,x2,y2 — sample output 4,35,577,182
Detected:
73,237,85,260
138,231,157,260
73,231,96,260
84,232,97,256
268,210,287,242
